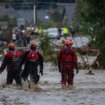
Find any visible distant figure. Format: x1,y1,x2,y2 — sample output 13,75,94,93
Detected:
12,32,17,43
38,26,43,36
57,28,62,39
69,25,77,37
63,27,69,39
5,31,11,43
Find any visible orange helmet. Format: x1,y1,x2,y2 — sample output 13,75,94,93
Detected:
8,43,15,50
65,39,73,45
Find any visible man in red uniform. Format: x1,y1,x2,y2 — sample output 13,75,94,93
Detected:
58,39,79,89
0,43,23,87
18,41,44,89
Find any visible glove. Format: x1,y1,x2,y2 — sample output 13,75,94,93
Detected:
76,69,79,74
75,65,79,74
58,62,61,73
40,68,43,76
58,68,61,73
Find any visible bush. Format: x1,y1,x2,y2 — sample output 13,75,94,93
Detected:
39,34,57,65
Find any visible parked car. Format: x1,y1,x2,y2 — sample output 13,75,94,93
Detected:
44,28,63,39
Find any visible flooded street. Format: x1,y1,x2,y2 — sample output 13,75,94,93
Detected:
0,63,105,105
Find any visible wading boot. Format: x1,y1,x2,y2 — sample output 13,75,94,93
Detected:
62,84,66,89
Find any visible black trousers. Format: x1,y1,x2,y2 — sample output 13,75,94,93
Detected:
21,68,40,84
6,69,22,85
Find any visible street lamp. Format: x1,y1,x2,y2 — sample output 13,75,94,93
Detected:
33,0,37,25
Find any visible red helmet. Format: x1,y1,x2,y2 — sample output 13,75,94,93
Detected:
65,39,73,45
8,43,15,50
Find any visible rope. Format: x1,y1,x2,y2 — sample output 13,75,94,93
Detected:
71,36,87,67
78,35,90,67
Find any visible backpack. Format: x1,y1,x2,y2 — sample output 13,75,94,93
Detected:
26,51,38,62
61,49,73,63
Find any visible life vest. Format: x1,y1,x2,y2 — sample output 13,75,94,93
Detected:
26,51,38,62
63,27,69,34
38,28,43,34
6,50,23,62
5,50,23,69
61,49,73,63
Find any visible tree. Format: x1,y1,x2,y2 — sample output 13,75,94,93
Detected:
77,0,105,68
50,10,62,23
20,0,32,10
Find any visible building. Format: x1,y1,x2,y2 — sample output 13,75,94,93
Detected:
0,1,76,26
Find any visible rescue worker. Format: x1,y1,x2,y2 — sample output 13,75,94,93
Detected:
69,25,77,37
0,43,23,87
18,41,44,89
57,27,62,39
38,26,43,36
63,26,69,39
58,39,79,89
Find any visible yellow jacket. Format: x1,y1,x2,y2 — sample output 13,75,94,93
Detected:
63,27,69,34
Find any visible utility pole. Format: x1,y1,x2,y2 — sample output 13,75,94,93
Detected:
33,0,37,25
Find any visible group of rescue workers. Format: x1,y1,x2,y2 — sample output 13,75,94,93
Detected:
0,38,79,89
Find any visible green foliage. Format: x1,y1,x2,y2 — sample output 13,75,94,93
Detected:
0,15,9,21
76,0,89,21
8,16,17,28
50,10,62,23
0,15,17,29
0,0,13,2
20,0,32,10
39,34,57,65
76,0,105,68
42,21,57,29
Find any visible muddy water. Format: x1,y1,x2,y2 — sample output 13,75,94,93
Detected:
0,63,105,105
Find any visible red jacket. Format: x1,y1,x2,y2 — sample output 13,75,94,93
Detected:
58,47,78,70
0,50,23,72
